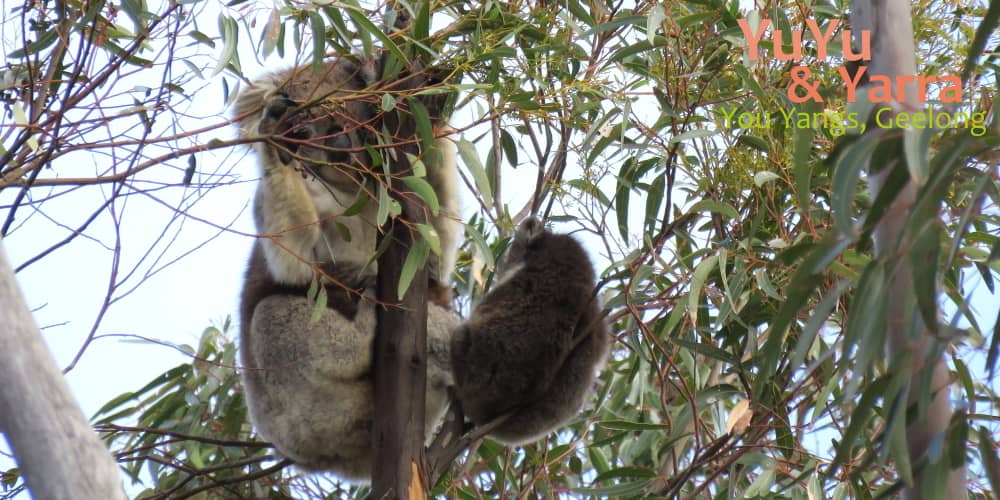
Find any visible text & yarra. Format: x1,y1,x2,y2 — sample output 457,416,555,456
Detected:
738,18,963,104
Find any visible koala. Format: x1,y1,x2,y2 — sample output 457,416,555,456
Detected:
234,57,460,480
450,218,611,445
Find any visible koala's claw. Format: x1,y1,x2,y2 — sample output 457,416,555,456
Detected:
259,93,297,134
264,92,295,119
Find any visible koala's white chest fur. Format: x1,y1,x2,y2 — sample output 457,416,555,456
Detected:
303,176,379,272
253,166,379,285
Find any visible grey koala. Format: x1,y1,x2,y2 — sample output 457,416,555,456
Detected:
234,57,460,481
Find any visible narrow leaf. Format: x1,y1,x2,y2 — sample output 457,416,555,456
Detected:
409,98,433,151
687,255,719,325
308,12,326,69
978,427,1000,495
401,175,440,215
346,8,407,65
831,132,880,235
903,126,934,184
398,237,429,299
793,109,816,210
646,5,665,45
791,280,847,369
753,171,781,187
415,223,441,256
457,138,493,201
909,222,942,332
688,199,739,220
212,15,238,76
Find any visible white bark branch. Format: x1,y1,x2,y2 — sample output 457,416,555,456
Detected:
850,2,967,498
0,238,125,500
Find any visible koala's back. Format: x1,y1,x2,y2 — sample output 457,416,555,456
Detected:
452,231,610,444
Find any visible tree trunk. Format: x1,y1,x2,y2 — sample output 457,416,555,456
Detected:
0,239,125,500
850,1,967,497
370,63,432,500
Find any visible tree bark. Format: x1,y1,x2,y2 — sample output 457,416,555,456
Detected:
850,2,967,498
370,64,432,500
372,218,429,500
0,238,125,500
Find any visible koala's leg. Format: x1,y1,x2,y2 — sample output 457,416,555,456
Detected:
241,358,375,477
425,303,460,435
424,136,461,304
250,294,375,381
240,291,379,476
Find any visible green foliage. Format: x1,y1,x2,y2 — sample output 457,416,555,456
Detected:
92,325,292,498
85,325,372,498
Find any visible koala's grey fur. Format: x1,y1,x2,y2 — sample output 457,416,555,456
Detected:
235,57,460,480
450,218,611,445
240,292,456,478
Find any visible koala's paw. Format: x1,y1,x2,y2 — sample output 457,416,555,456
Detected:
259,93,295,134
260,93,302,164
